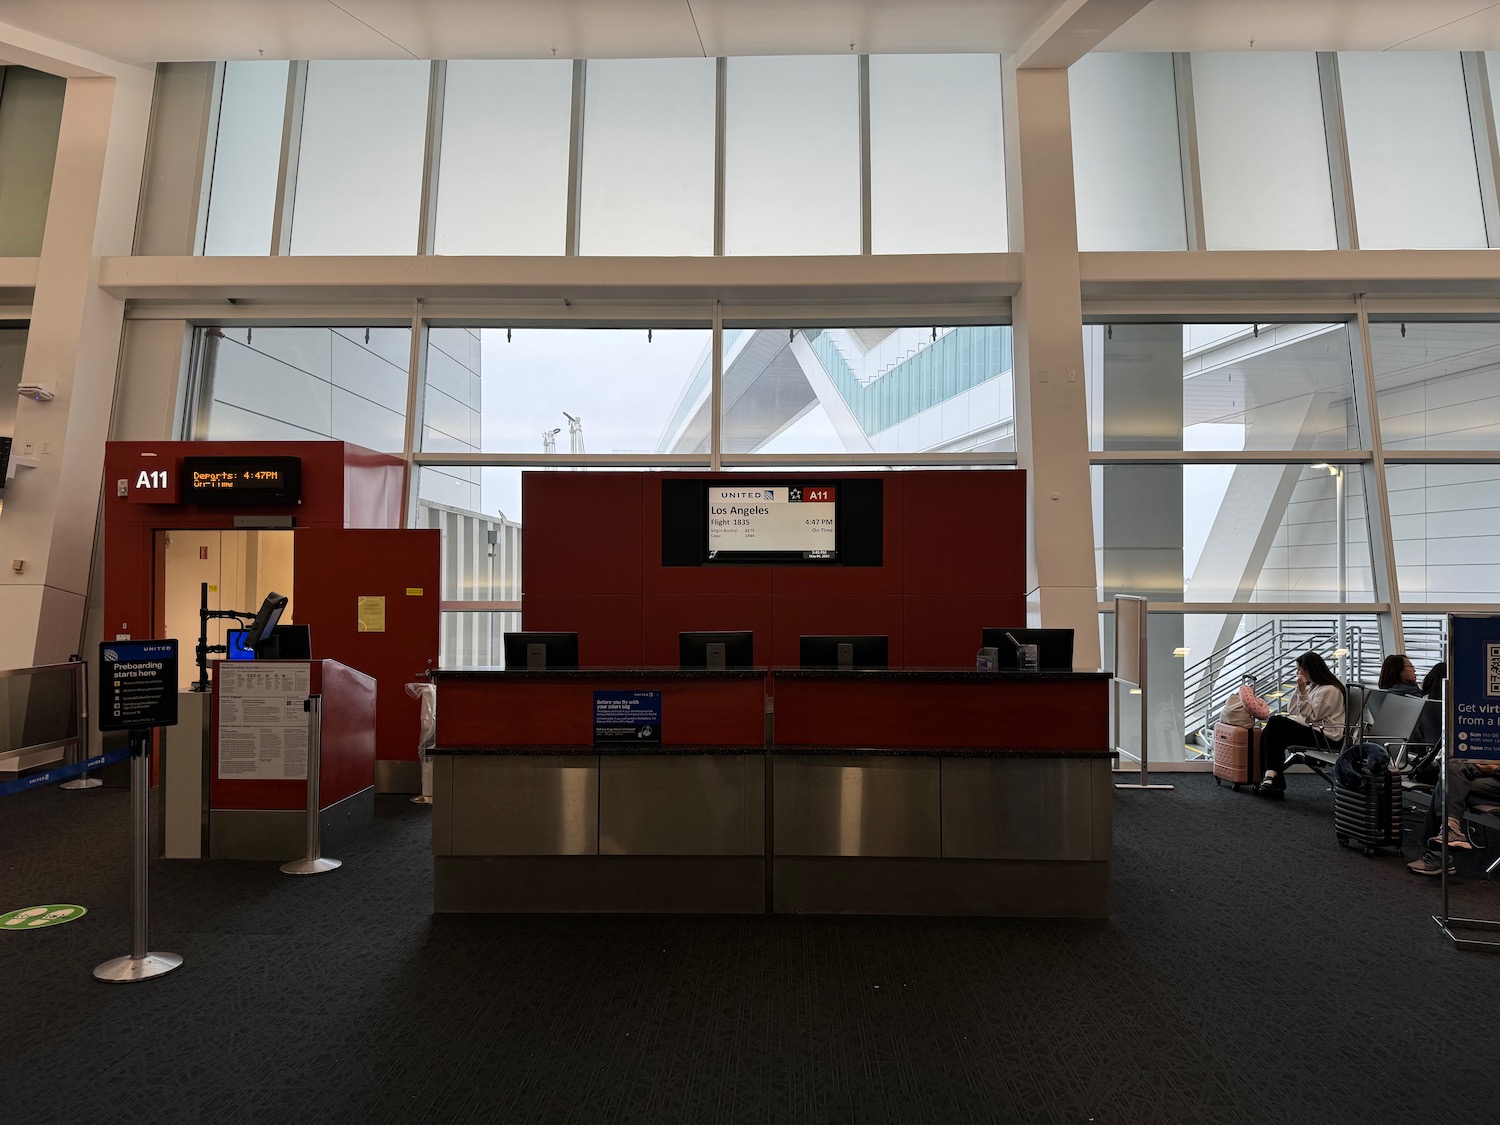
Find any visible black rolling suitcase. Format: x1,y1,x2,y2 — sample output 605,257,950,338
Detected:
1334,766,1404,858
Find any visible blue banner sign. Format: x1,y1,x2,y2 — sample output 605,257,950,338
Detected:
0,748,132,798
1449,614,1500,760
594,690,662,745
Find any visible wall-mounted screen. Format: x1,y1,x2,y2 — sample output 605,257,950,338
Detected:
707,484,836,562
662,477,882,567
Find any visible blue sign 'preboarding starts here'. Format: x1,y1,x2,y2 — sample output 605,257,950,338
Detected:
594,691,662,744
1449,615,1500,760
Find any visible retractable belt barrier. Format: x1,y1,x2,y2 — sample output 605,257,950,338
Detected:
0,748,132,798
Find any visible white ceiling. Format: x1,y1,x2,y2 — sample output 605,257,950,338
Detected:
2,0,1500,66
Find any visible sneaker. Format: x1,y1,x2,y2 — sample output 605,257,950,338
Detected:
1429,820,1473,851
1408,850,1456,876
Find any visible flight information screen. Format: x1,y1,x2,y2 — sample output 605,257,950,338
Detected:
706,485,836,561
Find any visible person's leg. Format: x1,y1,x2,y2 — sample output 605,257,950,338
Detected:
1257,716,1315,792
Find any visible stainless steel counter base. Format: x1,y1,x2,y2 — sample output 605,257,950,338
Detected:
209,786,374,861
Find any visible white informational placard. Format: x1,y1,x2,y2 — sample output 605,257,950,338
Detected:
217,662,312,781
1115,595,1145,687
707,485,836,558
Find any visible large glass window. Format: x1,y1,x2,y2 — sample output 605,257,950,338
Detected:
1069,53,1186,252
421,327,712,455
290,62,429,255
1093,463,1374,604
718,326,1014,456
203,61,287,256
1369,321,1500,451
869,54,1005,253
725,56,860,256
1389,464,1500,603
192,326,411,452
1107,610,1382,766
1086,323,1361,453
1339,53,1487,250
579,59,715,256
435,61,572,255
1192,53,1336,250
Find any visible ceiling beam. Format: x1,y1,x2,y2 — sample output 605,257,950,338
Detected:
0,17,149,78
1011,0,1155,69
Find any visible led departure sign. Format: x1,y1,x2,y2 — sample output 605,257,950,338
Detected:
180,457,301,505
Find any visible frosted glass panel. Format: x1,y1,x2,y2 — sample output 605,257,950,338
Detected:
290,61,429,255
725,56,859,256
869,55,1005,253
1070,53,1185,252
1193,53,1336,250
203,61,287,256
579,59,714,256
1389,464,1500,602
435,61,572,255
1340,53,1486,250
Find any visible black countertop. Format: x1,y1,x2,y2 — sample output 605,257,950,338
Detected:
431,744,1112,758
430,666,1109,681
429,667,769,681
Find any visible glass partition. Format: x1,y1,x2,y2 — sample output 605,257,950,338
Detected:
203,61,288,255
1369,322,1500,451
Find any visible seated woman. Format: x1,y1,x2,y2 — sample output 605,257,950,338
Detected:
1247,651,1347,797
1378,654,1423,696
1421,661,1446,700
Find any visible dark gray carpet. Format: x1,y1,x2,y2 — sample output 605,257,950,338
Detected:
1,772,1494,1124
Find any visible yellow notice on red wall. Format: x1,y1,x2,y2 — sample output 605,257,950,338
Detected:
357,595,386,632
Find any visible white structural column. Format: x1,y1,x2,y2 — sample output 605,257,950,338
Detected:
1004,62,1099,666
0,68,153,667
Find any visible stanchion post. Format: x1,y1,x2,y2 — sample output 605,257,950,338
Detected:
60,660,102,791
1115,594,1173,791
281,695,341,876
93,729,183,982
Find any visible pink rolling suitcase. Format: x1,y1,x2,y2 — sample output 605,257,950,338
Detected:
1212,722,1261,791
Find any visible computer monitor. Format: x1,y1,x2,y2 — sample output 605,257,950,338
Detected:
678,631,754,670
799,635,889,670
503,631,580,670
225,629,256,661
981,627,1075,671
265,624,312,660
244,591,288,657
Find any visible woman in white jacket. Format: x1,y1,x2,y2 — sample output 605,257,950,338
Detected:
1252,651,1347,798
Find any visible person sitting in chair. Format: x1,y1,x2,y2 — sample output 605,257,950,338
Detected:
1378,654,1423,697
1408,758,1500,875
1244,652,1347,798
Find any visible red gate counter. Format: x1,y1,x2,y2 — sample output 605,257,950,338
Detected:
428,666,1112,916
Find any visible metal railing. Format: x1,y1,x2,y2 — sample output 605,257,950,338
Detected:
1183,619,1371,749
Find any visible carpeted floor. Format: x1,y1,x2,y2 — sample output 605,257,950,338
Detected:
1,772,1494,1124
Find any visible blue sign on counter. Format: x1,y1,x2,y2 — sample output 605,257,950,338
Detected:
594,690,662,744
1449,614,1500,760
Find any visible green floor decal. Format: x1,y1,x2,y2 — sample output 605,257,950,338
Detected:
1,905,87,929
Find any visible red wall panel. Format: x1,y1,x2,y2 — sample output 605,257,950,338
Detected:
901,593,1031,668
902,469,1027,594
523,471,643,594
521,593,645,666
521,469,1029,670
641,594,774,667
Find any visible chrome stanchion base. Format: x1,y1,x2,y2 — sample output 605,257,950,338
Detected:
1115,783,1176,790
281,856,342,876
93,951,183,983
60,778,104,790
410,795,432,805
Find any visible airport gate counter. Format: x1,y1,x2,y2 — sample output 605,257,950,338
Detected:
429,665,1112,916
426,468,1116,917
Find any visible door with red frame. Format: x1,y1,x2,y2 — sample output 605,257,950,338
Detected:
293,529,440,772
